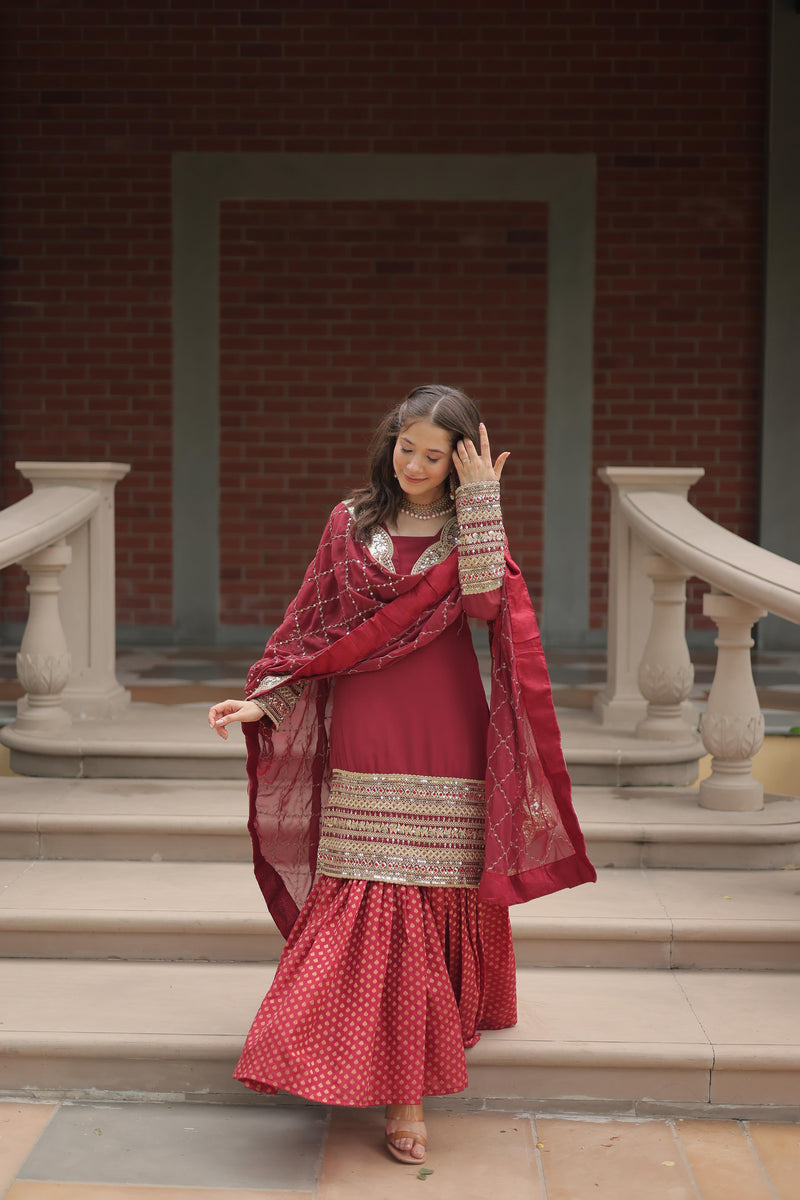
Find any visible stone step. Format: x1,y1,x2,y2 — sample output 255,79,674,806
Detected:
2,778,799,870
0,778,249,863
578,786,800,871
1,705,247,780
0,958,797,1118
558,709,703,786
2,702,705,786
1,860,798,971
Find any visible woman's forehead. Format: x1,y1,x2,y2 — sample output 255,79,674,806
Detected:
398,419,452,452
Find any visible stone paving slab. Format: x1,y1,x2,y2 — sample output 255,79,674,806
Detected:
1,1101,799,1200
15,1103,325,1192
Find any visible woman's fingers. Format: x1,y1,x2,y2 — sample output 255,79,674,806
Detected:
208,699,245,740
494,451,511,480
454,425,510,483
208,698,265,740
208,699,239,725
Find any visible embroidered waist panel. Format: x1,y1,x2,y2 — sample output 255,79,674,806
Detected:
317,768,486,888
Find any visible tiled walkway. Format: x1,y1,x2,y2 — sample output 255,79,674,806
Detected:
1,1101,798,1200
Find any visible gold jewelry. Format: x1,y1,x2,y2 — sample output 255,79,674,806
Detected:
398,494,455,520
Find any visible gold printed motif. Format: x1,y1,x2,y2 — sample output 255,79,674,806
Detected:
317,768,486,888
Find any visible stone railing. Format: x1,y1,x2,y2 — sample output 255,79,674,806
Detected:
0,463,131,731
594,467,800,813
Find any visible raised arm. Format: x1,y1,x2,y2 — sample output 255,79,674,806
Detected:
452,422,510,620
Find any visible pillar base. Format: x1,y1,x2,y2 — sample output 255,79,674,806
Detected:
699,767,765,813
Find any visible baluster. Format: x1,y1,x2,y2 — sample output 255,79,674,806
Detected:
699,592,766,811
636,555,698,741
14,541,73,733
17,461,131,718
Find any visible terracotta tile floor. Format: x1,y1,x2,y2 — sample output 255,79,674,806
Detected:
1,1101,798,1200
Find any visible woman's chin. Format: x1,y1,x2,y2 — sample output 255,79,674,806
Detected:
399,482,443,505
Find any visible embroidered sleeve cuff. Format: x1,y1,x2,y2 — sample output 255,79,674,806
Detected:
455,479,506,596
247,675,306,728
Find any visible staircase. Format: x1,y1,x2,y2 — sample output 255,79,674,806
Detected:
2,463,800,1118
2,770,799,1119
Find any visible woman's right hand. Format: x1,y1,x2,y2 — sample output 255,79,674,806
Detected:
208,698,264,740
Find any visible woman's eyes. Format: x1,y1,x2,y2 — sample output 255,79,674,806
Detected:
399,447,442,464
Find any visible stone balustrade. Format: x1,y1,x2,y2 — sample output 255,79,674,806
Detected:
595,467,800,811
1,459,798,811
0,462,131,732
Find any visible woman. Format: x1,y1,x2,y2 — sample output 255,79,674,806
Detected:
208,384,595,1165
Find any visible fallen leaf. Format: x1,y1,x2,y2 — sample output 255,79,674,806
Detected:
661,1160,675,1167
418,1166,434,1180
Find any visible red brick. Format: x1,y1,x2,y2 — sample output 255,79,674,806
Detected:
1,1,766,633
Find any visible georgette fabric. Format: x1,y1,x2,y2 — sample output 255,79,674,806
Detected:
233,505,595,1104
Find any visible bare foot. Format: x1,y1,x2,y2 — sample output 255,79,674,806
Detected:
385,1104,427,1163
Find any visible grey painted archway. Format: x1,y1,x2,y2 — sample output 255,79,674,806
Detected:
172,153,596,643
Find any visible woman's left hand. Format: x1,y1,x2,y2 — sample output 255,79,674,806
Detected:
453,422,510,486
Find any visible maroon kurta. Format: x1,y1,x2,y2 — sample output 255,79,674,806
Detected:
330,533,490,779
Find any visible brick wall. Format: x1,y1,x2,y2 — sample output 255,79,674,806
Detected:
0,1,767,635
219,200,547,624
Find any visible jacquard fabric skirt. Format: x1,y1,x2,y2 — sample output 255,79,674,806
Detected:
233,875,517,1106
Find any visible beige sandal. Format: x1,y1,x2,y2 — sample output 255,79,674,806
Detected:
385,1103,427,1164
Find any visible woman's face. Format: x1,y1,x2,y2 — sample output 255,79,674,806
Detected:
393,419,453,506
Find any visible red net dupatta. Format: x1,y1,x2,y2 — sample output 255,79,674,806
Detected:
479,558,596,906
242,504,595,937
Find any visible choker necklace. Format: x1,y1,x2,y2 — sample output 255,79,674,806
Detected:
398,494,455,520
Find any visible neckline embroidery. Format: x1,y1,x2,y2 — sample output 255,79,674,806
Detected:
343,501,458,574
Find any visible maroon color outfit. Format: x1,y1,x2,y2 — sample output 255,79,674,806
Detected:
233,508,595,1104
234,533,518,1103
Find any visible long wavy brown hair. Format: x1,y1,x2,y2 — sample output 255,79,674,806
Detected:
348,384,482,537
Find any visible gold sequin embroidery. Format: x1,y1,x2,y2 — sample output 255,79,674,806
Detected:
346,502,459,575
248,676,306,727
317,768,486,888
455,480,506,595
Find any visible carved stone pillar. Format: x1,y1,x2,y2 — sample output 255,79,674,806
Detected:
14,541,73,733
699,592,767,812
636,555,697,741
16,461,131,718
593,466,704,730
